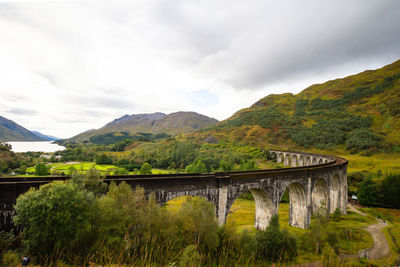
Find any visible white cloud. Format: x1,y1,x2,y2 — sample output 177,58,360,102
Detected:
0,0,399,138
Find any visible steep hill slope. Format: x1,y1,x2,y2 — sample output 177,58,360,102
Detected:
194,59,400,153
0,116,44,142
62,111,218,143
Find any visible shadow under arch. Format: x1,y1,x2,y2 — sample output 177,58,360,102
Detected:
329,174,340,213
299,155,305,166
305,156,311,166
312,157,317,165
312,178,328,215
284,154,291,166
286,183,308,229
291,154,298,167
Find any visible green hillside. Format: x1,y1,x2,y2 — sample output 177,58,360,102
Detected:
0,116,44,142
199,59,400,154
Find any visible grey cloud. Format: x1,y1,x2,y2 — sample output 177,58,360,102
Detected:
152,0,400,90
66,94,133,109
7,108,38,115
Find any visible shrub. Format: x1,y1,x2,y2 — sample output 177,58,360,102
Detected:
179,245,201,267
357,178,378,206
1,251,20,267
34,162,49,175
176,197,219,251
139,162,153,174
255,214,297,262
346,128,382,152
13,181,96,258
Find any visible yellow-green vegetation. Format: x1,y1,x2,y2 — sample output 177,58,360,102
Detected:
166,196,378,264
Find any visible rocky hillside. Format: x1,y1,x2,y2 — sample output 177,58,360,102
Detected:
0,116,44,142
192,59,400,153
61,111,218,144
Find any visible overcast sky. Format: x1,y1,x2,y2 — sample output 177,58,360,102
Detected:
1,0,399,138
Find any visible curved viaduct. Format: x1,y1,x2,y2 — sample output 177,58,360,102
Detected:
0,150,347,231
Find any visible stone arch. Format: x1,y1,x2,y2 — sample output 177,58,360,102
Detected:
291,154,298,167
329,174,340,213
324,159,329,163
312,178,328,214
318,158,323,164
298,155,304,166
287,183,308,229
284,154,291,166
226,188,274,230
305,156,311,166
312,157,317,165
251,189,275,230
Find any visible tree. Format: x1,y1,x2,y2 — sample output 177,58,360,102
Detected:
176,197,219,250
346,128,382,151
139,162,152,175
13,181,95,257
71,167,107,197
255,214,297,261
219,160,233,172
185,159,207,173
357,178,378,206
34,162,49,175
0,142,11,151
95,153,113,165
379,174,400,209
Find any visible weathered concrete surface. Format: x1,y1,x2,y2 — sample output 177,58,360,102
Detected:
0,150,348,232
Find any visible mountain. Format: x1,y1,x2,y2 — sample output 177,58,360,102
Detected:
0,116,45,142
61,111,218,144
193,59,400,153
31,131,60,141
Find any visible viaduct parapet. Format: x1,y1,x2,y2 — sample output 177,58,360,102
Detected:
0,150,347,232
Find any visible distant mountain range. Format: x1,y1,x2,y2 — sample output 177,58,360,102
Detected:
31,131,60,141
60,111,218,144
0,116,44,142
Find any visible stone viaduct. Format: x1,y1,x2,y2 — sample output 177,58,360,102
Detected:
0,150,347,232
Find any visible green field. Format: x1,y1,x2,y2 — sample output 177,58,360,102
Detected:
26,162,172,175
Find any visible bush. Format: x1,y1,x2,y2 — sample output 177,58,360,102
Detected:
95,153,113,165
346,128,382,152
13,181,96,258
34,162,49,175
176,197,219,251
139,162,152,174
255,215,297,262
1,251,20,267
179,245,201,267
70,167,107,197
357,178,378,206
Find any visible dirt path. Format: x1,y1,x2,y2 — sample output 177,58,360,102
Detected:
289,204,391,266
363,218,390,259
348,203,390,260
